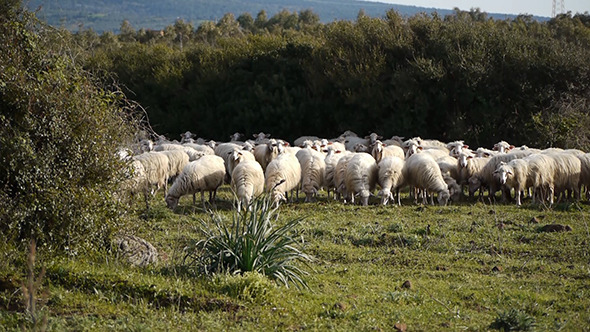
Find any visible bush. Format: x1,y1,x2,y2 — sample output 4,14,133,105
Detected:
490,308,536,331
184,196,313,289
0,5,139,252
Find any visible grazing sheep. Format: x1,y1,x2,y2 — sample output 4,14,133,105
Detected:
436,155,460,182
158,150,190,188
265,146,302,206
403,153,450,206
547,152,581,202
345,153,378,206
371,140,405,163
231,160,265,212
165,155,226,209
296,148,327,202
133,152,170,195
377,156,405,205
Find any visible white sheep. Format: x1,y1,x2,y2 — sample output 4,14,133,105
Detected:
133,152,170,195
344,153,378,206
182,142,215,155
265,146,302,206
547,151,581,202
377,156,405,205
446,140,469,158
344,136,370,152
402,153,450,206
214,142,245,179
493,141,514,153
294,135,321,147
578,153,590,201
467,150,532,200
493,159,532,206
371,140,405,163
457,152,490,196
165,155,226,209
158,150,190,187
474,147,499,158
324,146,349,198
334,153,356,202
296,148,326,202
231,160,265,212
254,139,282,171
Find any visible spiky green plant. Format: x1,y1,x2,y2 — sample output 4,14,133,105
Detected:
490,308,536,331
185,196,313,289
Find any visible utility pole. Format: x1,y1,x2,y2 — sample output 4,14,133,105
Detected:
552,0,566,17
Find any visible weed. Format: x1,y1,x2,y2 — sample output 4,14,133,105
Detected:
490,308,536,331
184,196,314,289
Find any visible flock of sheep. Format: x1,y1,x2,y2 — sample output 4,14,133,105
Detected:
119,130,590,210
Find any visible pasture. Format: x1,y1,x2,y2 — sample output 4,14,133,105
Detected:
2,187,590,331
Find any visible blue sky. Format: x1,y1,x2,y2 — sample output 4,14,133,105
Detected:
368,0,589,17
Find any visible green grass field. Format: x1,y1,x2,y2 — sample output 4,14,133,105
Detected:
2,186,590,331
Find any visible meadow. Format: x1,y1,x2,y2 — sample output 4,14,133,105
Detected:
2,187,589,331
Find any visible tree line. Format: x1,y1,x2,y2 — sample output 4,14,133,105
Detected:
73,8,590,149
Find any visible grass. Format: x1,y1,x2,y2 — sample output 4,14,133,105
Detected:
1,186,590,330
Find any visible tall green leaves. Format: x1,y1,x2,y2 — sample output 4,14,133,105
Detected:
0,5,138,251
185,197,313,289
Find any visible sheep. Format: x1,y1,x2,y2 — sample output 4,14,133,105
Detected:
402,138,449,158
227,150,257,179
524,153,557,205
319,140,346,154
153,143,185,152
345,153,378,206
229,132,244,142
457,152,490,196
158,150,190,189
402,153,450,206
182,142,215,155
133,152,169,196
493,159,532,206
296,148,327,202
353,143,371,153
294,135,321,147
165,155,226,209
231,160,265,212
265,145,302,206
377,156,405,205
214,142,245,180
547,152,581,202
475,147,499,158
493,141,514,153
120,159,150,209
180,131,196,144
446,140,469,158
382,136,404,147
578,153,590,201
371,140,404,163
253,132,271,144
182,147,207,162
324,146,349,199
334,153,356,202
344,136,370,152
467,150,533,200
254,139,283,171
436,155,460,182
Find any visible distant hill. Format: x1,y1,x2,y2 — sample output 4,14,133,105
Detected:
25,0,546,33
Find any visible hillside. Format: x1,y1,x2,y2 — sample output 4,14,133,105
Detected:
25,0,537,33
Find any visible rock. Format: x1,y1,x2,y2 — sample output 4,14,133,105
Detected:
539,224,572,232
114,234,158,267
394,323,407,332
401,280,412,289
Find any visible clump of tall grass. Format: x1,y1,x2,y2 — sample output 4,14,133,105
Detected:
184,196,313,289
490,308,536,331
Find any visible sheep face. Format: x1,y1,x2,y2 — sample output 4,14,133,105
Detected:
438,189,450,206
165,195,179,209
468,176,482,197
378,188,392,205
493,163,513,185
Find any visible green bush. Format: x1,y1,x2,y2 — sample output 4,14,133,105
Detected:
0,5,138,252
184,196,313,289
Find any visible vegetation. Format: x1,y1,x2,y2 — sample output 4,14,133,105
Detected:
0,1,139,251
185,196,312,289
1,2,590,330
73,8,590,150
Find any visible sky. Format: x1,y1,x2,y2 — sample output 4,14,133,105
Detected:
368,0,589,18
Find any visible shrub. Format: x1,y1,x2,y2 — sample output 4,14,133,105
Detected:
0,5,139,252
490,308,536,331
184,196,313,289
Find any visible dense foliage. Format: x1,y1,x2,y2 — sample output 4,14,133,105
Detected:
0,2,139,252
78,9,590,149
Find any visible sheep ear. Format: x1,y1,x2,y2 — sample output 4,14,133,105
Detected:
467,155,473,159
463,145,469,149
509,145,515,149
418,146,423,151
